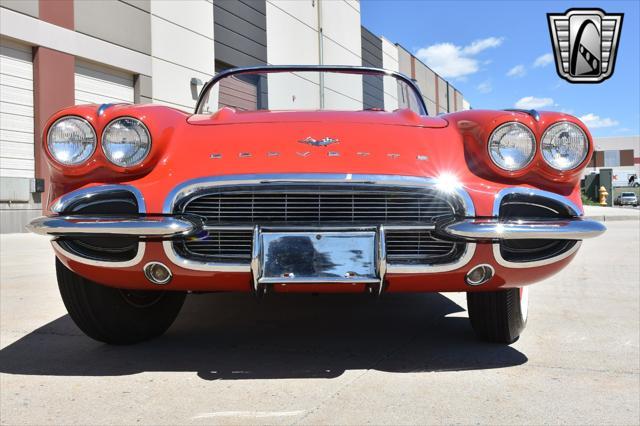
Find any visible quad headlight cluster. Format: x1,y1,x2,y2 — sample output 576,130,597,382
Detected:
47,116,151,167
488,121,588,172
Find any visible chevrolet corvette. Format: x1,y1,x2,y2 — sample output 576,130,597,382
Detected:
27,65,605,344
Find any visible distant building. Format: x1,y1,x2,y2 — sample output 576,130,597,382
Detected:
585,135,640,187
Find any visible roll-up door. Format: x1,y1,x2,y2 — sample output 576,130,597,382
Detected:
0,39,34,179
75,60,134,105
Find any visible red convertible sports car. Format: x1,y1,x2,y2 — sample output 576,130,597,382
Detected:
28,65,605,345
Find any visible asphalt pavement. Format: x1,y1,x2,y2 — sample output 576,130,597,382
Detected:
1,220,638,425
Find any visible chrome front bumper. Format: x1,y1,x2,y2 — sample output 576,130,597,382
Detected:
445,218,606,240
27,214,606,241
26,215,204,238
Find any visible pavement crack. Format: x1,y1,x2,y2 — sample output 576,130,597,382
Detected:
290,327,424,425
526,363,640,376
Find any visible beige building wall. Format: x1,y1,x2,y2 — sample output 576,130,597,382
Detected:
266,0,362,110
150,0,214,111
380,36,399,110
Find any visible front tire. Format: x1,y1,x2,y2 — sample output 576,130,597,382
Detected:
467,287,528,344
56,259,186,344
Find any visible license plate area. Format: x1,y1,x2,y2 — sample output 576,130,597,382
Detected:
258,231,379,284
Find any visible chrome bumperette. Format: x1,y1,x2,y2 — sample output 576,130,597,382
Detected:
445,218,606,240
45,184,147,268
489,186,597,268
27,215,200,238
492,241,582,268
492,187,582,217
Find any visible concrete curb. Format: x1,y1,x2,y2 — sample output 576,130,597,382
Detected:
583,206,640,222
584,215,640,222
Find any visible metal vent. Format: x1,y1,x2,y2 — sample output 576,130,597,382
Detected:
385,230,462,265
181,230,253,263
178,185,456,225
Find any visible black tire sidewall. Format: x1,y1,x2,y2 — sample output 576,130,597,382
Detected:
56,259,185,344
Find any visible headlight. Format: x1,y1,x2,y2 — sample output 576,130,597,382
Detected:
47,117,96,165
102,117,151,167
541,122,588,171
488,122,536,171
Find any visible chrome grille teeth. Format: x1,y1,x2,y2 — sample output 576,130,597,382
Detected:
182,188,454,224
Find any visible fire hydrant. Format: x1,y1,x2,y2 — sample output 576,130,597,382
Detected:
599,185,609,206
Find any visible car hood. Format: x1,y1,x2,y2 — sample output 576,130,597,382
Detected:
187,108,449,128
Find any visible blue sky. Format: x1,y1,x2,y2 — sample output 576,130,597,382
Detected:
361,0,639,137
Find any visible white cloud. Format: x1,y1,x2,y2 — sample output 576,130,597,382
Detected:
477,81,492,94
579,113,620,129
415,37,504,79
507,65,526,77
461,37,504,55
533,53,554,67
514,96,554,109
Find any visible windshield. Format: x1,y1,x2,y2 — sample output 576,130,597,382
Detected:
622,192,635,197
196,67,427,116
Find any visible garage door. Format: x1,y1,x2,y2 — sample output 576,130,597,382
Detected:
0,39,34,179
75,60,134,105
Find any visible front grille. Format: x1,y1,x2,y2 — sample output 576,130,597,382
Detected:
175,184,465,266
181,230,254,263
385,230,464,264
179,184,457,224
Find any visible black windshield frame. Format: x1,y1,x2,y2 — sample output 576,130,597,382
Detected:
194,65,428,116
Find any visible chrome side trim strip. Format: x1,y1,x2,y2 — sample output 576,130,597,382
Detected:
97,103,114,116
504,108,541,121
445,218,606,240
27,215,199,238
386,243,476,274
492,187,582,217
493,241,582,269
51,184,146,214
52,240,146,268
162,240,250,273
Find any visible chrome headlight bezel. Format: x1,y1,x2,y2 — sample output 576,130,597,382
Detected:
46,116,97,166
540,122,589,171
487,122,537,172
101,117,152,168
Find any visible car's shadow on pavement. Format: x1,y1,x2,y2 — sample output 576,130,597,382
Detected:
0,292,527,380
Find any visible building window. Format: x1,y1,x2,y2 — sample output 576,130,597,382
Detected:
604,150,620,167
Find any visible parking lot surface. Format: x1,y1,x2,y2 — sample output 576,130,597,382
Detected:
1,220,639,425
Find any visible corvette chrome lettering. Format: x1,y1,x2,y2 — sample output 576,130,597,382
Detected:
209,151,430,159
